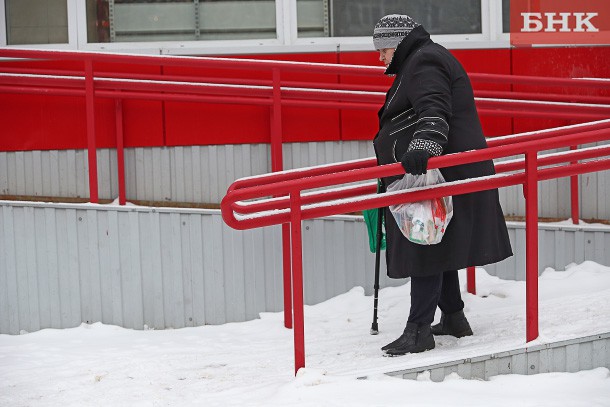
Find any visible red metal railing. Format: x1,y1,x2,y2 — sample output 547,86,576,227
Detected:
1,48,609,206
1,49,609,352
1,50,608,205
222,122,610,375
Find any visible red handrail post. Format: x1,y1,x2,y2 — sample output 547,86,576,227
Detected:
84,59,99,203
270,67,293,328
271,68,283,172
115,99,126,206
290,191,305,375
570,145,580,225
525,151,539,342
466,266,476,295
282,223,293,329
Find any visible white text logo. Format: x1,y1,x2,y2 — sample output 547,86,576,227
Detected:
521,12,599,32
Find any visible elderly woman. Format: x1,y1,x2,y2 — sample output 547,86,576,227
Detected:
372,15,513,356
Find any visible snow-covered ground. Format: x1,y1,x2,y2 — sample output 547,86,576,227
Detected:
1,262,610,406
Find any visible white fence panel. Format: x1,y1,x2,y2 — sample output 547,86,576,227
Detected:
1,201,609,335
1,142,608,218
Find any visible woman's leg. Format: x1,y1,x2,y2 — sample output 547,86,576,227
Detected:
382,274,440,355
432,270,473,337
437,270,465,314
407,274,443,325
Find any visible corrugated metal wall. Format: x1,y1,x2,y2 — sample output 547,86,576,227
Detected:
1,142,609,219
384,333,610,381
483,221,610,280
0,142,373,204
0,202,397,335
1,201,609,335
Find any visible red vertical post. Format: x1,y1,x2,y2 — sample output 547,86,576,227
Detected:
270,68,283,173
270,67,293,329
282,223,293,329
466,266,476,295
115,99,126,206
525,151,539,342
570,145,579,225
290,190,305,375
84,60,99,203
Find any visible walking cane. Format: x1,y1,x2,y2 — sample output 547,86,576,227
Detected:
370,206,383,335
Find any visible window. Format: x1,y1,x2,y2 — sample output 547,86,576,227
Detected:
0,0,509,52
297,0,482,38
5,0,69,45
86,0,277,43
502,0,510,33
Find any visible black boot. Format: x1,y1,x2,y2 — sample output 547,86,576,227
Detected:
382,322,435,356
431,310,473,338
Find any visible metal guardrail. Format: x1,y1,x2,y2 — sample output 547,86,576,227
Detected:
1,48,609,203
221,122,610,374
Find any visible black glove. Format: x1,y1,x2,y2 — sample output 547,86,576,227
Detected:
400,149,431,176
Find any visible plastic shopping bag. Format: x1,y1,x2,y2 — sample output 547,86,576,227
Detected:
387,169,453,245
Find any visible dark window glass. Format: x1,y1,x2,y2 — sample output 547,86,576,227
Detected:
502,0,510,33
5,0,68,45
297,0,482,38
86,0,277,43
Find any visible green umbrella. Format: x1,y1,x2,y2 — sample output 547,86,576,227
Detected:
363,207,386,252
363,181,386,253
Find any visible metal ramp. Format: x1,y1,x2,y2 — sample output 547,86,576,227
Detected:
358,332,610,381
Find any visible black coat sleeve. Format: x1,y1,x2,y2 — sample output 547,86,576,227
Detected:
403,51,452,157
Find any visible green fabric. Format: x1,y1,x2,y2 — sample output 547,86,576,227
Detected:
363,207,386,253
363,180,386,253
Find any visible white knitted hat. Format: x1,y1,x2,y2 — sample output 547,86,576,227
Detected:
373,14,420,50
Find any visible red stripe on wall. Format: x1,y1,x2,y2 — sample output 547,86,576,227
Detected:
1,47,609,152
511,46,610,134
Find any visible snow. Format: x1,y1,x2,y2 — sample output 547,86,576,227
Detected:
1,262,610,406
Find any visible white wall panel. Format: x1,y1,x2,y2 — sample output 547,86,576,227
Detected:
383,334,610,381
1,142,608,218
1,201,609,335
482,221,610,279
0,201,403,334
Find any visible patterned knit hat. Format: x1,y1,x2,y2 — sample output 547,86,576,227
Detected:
373,14,420,50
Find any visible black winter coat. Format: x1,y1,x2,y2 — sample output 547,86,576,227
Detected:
373,26,513,278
